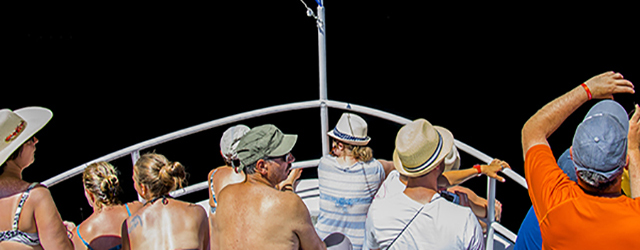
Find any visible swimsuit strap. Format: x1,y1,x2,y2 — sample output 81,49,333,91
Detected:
76,225,95,250
125,203,131,216
210,169,218,205
144,195,172,206
12,183,38,231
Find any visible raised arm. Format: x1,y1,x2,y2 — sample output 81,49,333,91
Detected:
521,72,634,158
378,159,396,179
440,159,511,186
628,104,640,198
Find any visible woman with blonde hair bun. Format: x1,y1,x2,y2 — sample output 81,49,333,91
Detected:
72,161,143,250
122,153,209,250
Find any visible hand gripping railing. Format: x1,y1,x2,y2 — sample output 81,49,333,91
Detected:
43,99,527,248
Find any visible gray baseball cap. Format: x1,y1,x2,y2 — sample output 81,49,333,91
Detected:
236,124,297,171
572,100,628,180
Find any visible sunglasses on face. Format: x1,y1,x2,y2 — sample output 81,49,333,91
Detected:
268,152,295,164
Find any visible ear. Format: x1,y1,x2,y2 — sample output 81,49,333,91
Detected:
255,159,269,175
625,155,630,170
138,182,149,199
84,188,95,207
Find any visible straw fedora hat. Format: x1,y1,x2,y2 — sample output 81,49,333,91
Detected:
393,119,454,177
327,113,371,146
0,107,53,166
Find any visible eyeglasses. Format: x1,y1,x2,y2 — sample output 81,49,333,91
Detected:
268,152,295,164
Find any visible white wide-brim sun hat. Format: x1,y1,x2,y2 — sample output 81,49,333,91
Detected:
0,107,53,166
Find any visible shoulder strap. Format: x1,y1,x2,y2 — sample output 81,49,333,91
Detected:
210,169,218,204
12,183,38,230
386,195,442,250
125,203,131,216
76,225,95,250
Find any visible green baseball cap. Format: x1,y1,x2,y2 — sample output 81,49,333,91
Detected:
236,124,298,170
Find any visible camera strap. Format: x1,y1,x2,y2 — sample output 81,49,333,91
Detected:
386,194,442,249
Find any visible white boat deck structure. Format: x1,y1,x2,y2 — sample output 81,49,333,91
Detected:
42,2,526,249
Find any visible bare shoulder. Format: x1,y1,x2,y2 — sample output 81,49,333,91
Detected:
276,190,308,214
210,166,235,180
126,201,144,213
172,199,208,217
28,184,53,200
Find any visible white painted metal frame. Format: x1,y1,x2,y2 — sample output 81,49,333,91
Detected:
42,99,524,246
42,1,525,247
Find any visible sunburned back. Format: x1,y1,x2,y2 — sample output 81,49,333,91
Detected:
123,198,208,250
73,202,142,250
215,182,301,250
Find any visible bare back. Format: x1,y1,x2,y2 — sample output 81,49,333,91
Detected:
0,179,72,250
72,202,142,250
213,181,325,250
122,198,209,250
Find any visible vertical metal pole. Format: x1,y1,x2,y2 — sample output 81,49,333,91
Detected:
131,150,146,203
317,1,329,157
486,176,497,249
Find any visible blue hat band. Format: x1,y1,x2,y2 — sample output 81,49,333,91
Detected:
331,128,369,142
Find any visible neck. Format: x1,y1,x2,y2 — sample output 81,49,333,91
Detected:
577,177,623,198
403,173,440,204
336,153,357,165
1,161,23,180
247,172,277,189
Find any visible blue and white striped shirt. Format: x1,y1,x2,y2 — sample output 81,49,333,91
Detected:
316,155,385,250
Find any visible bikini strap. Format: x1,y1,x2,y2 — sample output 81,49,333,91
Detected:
210,169,218,205
125,203,131,216
144,195,172,206
12,183,38,231
76,225,95,250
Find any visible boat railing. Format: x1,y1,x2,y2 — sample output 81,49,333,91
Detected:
43,99,526,249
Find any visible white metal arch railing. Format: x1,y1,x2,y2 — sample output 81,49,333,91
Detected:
42,99,525,248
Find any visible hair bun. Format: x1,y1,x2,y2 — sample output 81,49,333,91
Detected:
158,160,187,191
83,161,122,209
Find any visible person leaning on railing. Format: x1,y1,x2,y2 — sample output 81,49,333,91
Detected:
71,161,143,250
0,107,74,249
372,142,508,234
121,153,209,250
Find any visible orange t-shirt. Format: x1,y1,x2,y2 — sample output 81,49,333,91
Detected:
525,144,640,249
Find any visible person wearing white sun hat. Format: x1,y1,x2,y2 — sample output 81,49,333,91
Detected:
364,118,484,250
0,107,73,249
316,112,396,250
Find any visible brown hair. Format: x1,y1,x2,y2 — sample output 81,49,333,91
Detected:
133,153,187,198
83,161,122,209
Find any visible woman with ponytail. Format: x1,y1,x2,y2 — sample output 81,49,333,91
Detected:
122,153,209,250
71,161,142,250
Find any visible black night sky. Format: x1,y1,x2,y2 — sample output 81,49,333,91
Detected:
5,1,639,235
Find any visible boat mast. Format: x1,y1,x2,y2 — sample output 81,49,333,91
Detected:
316,0,329,157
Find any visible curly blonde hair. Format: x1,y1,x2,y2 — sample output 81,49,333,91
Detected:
83,161,122,209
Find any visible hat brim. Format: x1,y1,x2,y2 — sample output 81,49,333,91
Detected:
327,130,371,146
393,126,454,178
268,134,298,157
0,107,52,166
